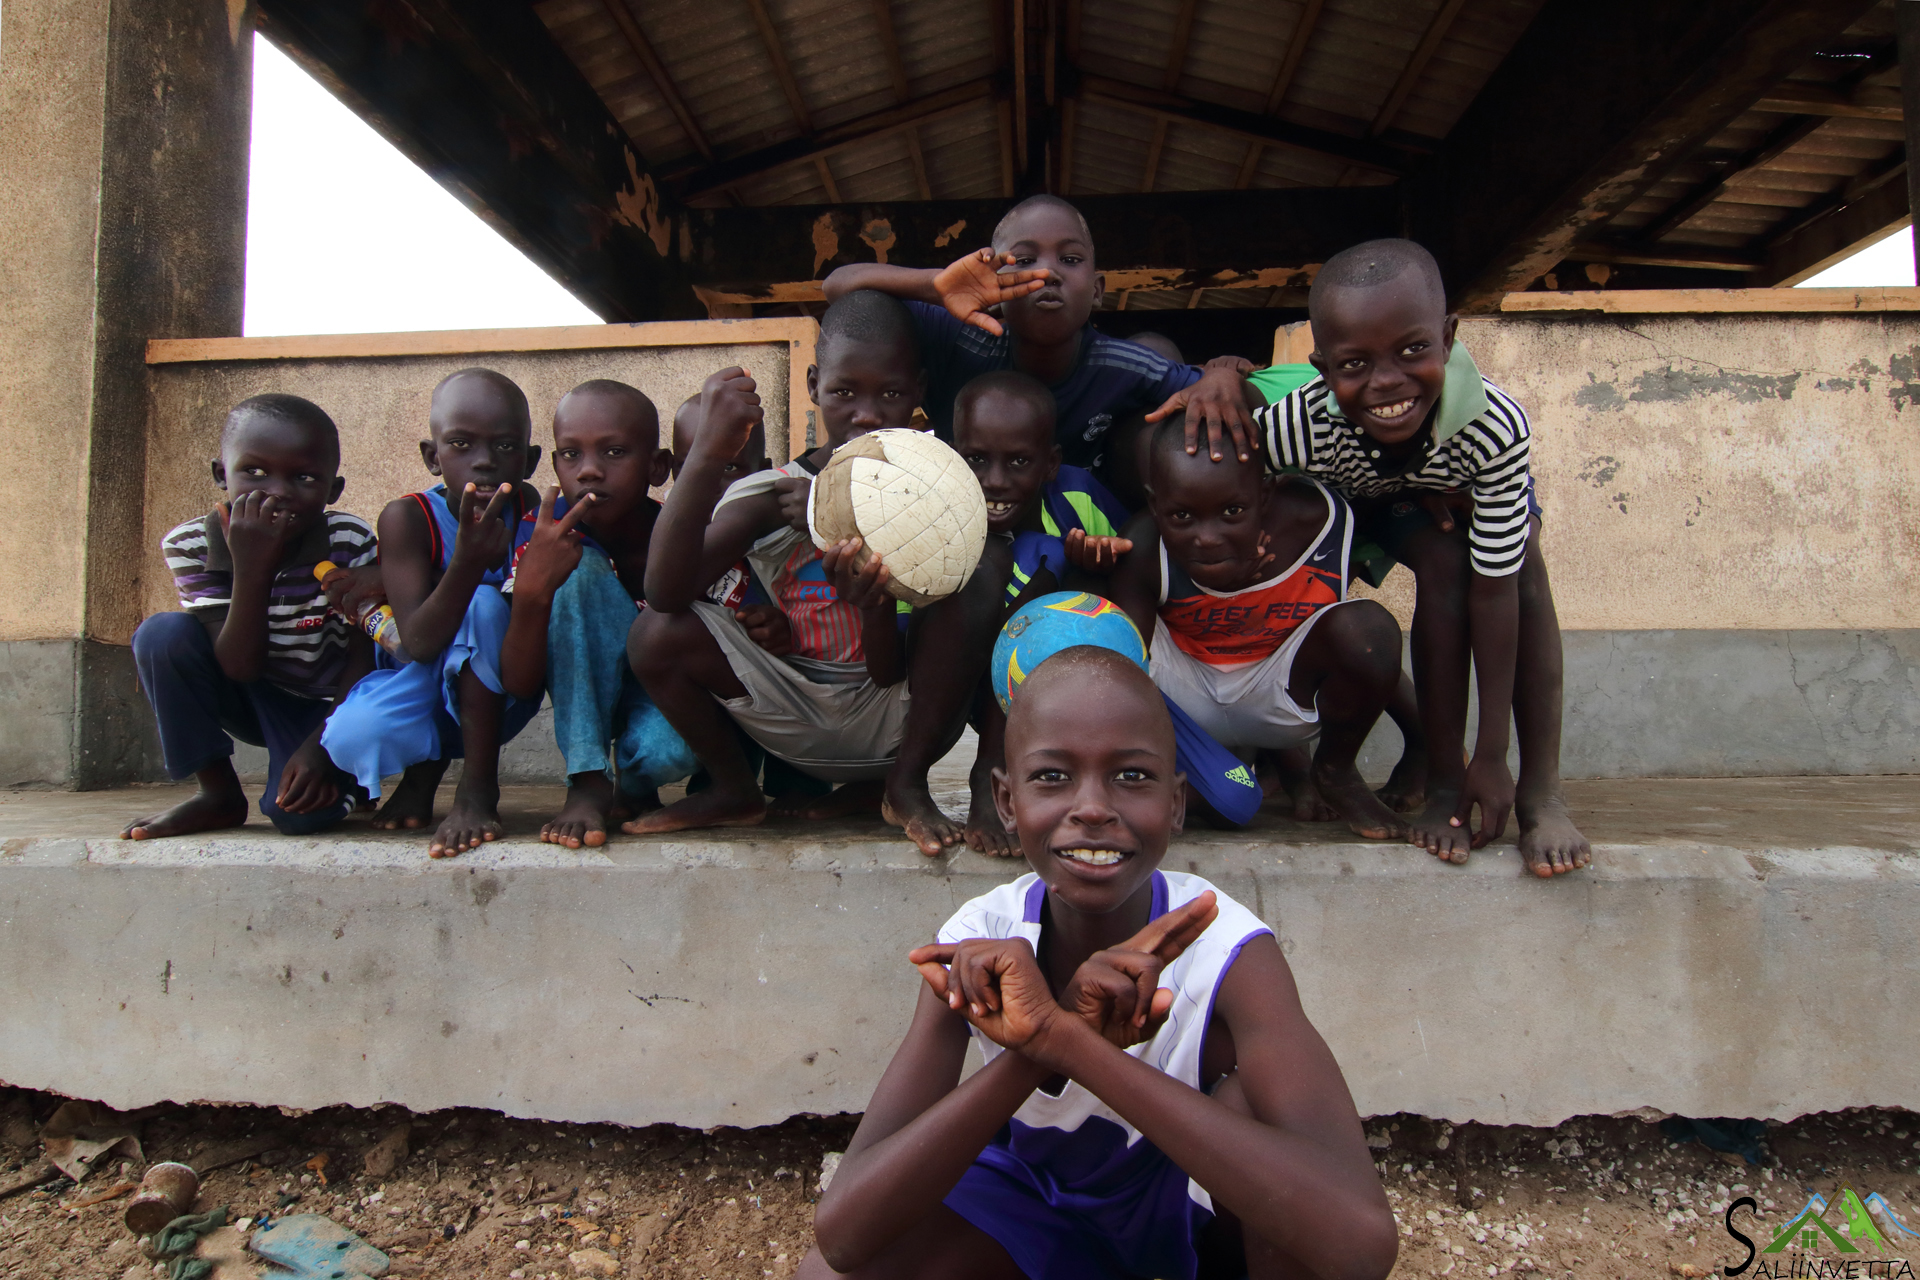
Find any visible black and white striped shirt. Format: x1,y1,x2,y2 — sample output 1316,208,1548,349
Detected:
1256,363,1534,578
162,508,379,698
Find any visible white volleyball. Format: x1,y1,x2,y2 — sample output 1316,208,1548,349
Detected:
806,429,988,607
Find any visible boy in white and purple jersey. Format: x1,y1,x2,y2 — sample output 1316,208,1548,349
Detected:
126,395,377,841
799,647,1396,1280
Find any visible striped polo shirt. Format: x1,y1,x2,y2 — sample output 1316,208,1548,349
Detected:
1255,343,1534,578
162,507,379,698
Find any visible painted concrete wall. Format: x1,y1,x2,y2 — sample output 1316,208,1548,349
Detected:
138,343,796,637
1349,312,1920,633
4,829,1915,1130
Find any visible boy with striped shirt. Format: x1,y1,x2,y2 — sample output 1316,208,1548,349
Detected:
125,395,377,840
1249,239,1589,877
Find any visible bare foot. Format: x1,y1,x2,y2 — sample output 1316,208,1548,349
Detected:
542,774,615,849
1516,788,1591,878
964,764,1017,856
621,783,767,835
769,778,883,820
1310,760,1409,840
607,788,661,828
372,759,448,831
429,780,503,858
883,779,962,857
1375,742,1429,814
123,782,248,840
1262,747,1335,822
1408,786,1471,864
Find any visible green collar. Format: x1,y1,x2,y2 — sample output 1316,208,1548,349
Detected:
1431,340,1489,444
1324,340,1488,444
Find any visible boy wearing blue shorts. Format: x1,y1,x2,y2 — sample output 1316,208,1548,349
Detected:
322,368,544,857
802,647,1396,1280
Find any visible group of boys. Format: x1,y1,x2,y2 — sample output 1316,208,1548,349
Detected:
124,195,1589,881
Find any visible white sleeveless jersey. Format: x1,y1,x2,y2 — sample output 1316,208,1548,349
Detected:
936,870,1272,1213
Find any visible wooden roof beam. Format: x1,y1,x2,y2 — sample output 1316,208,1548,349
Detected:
1754,82,1901,120
1164,0,1201,91
1409,0,1885,312
1074,72,1405,174
1265,0,1324,115
601,0,712,160
670,79,996,198
743,0,815,136
1370,0,1468,137
1763,158,1909,285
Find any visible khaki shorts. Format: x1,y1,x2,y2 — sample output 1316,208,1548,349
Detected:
691,601,910,781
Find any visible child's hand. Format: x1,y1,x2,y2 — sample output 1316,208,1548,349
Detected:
1144,356,1259,463
932,249,1050,336
513,486,593,605
909,937,1063,1057
694,367,764,465
449,481,515,573
1058,891,1218,1048
773,475,812,534
277,738,341,815
1063,528,1134,573
820,538,893,614
1453,753,1514,849
1415,489,1473,534
222,491,298,578
735,604,792,656
319,563,387,620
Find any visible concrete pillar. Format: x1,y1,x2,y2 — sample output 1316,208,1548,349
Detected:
0,0,251,786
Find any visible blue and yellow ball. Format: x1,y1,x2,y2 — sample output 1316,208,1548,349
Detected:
992,592,1147,712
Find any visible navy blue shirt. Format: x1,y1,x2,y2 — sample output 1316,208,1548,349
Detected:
906,301,1203,472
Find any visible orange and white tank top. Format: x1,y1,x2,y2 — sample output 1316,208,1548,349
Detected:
1157,478,1351,667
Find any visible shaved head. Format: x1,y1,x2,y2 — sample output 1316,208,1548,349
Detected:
558,378,658,439
430,367,531,436
992,195,1094,262
1309,238,1447,326
1008,644,1174,761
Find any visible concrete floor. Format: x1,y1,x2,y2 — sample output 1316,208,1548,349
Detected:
11,771,1915,853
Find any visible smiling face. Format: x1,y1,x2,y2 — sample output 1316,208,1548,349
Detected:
214,409,344,540
1310,279,1456,447
954,387,1060,534
1149,429,1268,592
670,394,766,481
552,386,668,529
806,333,925,448
421,371,538,498
993,648,1184,918
993,201,1103,348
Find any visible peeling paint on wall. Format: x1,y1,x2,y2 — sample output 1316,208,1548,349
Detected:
810,214,839,277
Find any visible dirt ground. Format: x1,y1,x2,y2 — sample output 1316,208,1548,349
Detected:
2,1087,1916,1279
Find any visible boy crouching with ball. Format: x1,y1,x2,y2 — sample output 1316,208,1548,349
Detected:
799,646,1396,1280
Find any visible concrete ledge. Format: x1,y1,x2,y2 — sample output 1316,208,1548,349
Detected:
1,778,1914,1130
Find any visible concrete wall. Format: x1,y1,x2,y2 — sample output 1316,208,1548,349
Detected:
4,826,1916,1130
139,336,803,631
0,0,250,786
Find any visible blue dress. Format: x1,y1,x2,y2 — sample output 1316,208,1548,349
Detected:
322,486,542,798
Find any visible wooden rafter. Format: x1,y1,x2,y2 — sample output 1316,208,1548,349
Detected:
600,0,712,160
743,0,814,135
1566,244,1759,271
1370,0,1468,137
1141,118,1168,192
814,156,843,202
1265,0,1325,115
870,0,912,101
670,79,994,197
1075,73,1404,173
904,129,933,199
1753,82,1901,120
1233,143,1261,189
1164,0,1201,91
1058,97,1078,194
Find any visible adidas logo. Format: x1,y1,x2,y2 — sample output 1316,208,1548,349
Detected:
1224,765,1253,787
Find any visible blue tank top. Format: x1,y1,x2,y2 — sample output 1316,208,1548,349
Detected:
407,484,534,586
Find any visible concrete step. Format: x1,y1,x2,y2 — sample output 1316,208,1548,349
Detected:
1,776,1914,1132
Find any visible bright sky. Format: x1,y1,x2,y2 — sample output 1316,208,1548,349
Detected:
241,32,1913,333
243,35,600,337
